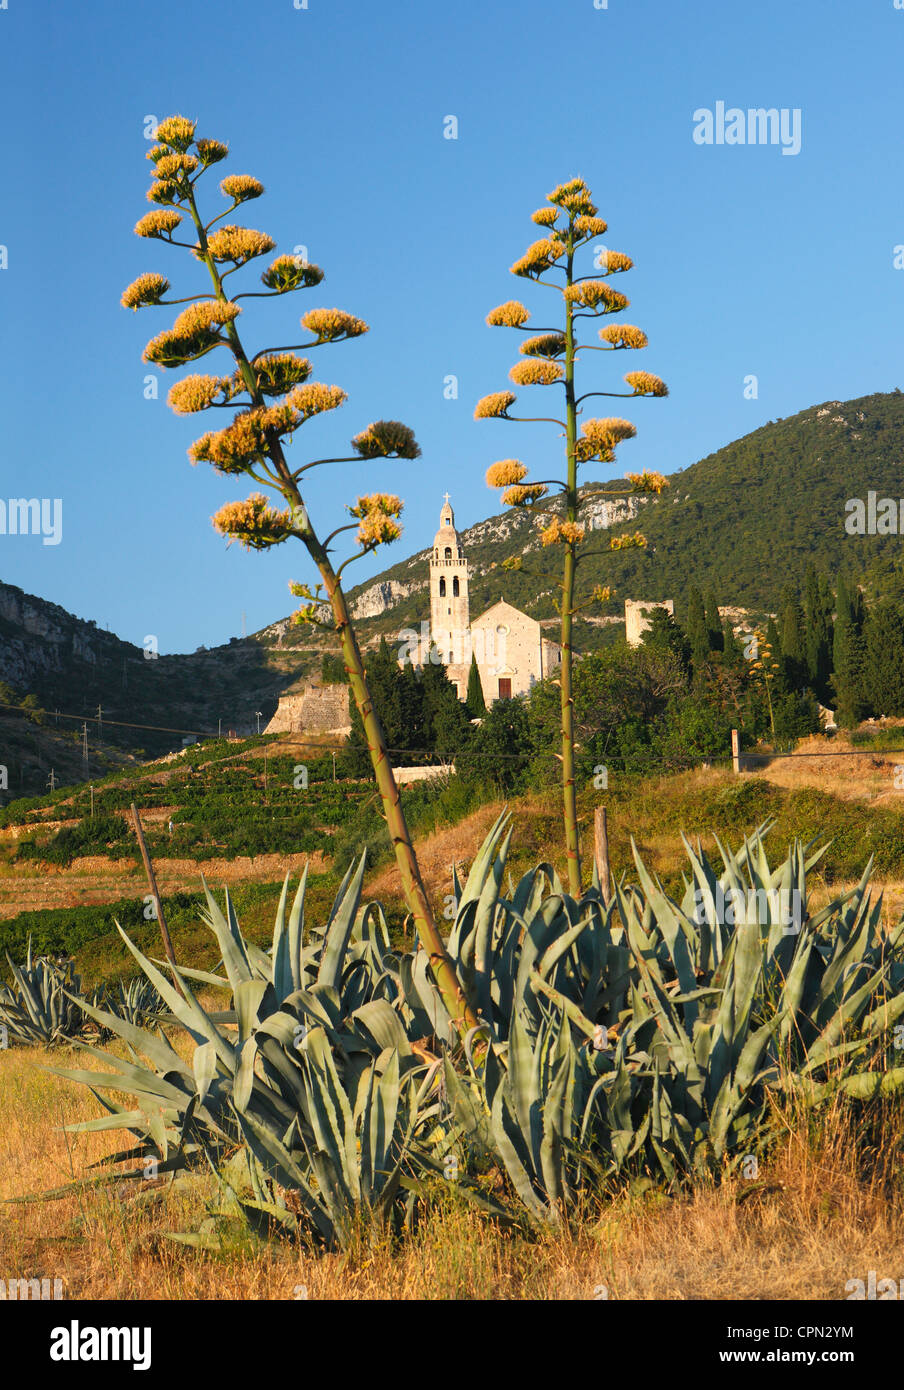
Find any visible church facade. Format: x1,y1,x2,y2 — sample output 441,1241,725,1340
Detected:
427,496,561,704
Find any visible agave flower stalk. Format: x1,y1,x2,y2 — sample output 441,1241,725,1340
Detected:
476,181,669,896
121,115,478,1037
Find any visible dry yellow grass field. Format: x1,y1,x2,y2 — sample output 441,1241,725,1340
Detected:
2,1041,902,1301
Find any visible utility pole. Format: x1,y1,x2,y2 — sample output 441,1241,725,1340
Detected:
332,750,337,782
96,704,103,739
47,768,56,793
82,722,89,776
90,784,95,818
255,710,262,736
218,717,222,739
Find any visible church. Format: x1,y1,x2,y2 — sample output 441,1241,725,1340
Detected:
426,496,562,704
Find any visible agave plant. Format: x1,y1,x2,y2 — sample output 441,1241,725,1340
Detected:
49,855,465,1248
0,942,84,1046
582,824,904,1181
91,977,168,1030
46,817,904,1238
422,817,904,1208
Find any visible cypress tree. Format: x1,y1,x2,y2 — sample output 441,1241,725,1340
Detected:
704,591,724,652
642,606,691,672
803,566,833,703
832,578,867,727
779,586,806,690
464,653,487,717
864,600,904,717
722,617,743,669
685,586,709,670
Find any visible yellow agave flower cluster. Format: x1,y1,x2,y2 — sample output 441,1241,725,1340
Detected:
261,254,325,294
301,308,368,342
204,224,276,266
508,359,563,387
580,417,637,461
484,459,547,508
189,382,356,474
486,300,531,327
563,280,629,313
510,237,565,278
351,420,420,460
749,631,780,677
541,518,586,546
142,300,241,367
609,531,648,551
121,272,170,310
625,471,669,494
520,333,566,359
348,493,404,547
211,492,294,550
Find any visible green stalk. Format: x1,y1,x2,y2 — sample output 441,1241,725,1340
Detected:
182,184,481,1039
561,223,582,897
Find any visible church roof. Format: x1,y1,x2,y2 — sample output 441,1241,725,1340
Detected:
471,597,538,628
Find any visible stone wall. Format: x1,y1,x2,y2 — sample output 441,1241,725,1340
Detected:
265,682,351,736
395,763,454,784
624,598,674,647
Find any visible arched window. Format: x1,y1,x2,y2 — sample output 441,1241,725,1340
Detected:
444,546,452,560
452,576,460,597
439,577,446,597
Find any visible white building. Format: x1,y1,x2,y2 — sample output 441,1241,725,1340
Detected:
426,496,561,703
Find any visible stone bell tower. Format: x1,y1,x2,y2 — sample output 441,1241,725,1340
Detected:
429,494,470,664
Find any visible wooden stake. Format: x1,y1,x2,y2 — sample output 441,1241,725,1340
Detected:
131,802,182,992
594,806,612,905
731,728,741,775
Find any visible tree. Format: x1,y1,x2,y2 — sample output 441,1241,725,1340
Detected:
477,177,668,895
832,577,867,727
464,653,486,717
420,660,470,761
640,606,690,672
320,651,347,684
779,585,806,690
122,115,477,1035
722,617,744,670
863,599,904,717
704,591,724,653
684,586,709,670
457,695,534,794
803,565,833,702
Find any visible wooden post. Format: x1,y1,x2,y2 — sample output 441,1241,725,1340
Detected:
131,802,182,992
594,806,612,905
731,728,741,775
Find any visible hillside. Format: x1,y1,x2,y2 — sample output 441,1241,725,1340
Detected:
334,388,904,632
4,388,904,791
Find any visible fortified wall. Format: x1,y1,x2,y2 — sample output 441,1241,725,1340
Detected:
624,598,674,647
265,682,351,736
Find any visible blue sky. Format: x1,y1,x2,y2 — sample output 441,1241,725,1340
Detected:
1,0,902,653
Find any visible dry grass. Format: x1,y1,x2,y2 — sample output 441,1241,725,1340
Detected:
1,1044,901,1301
749,733,903,803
